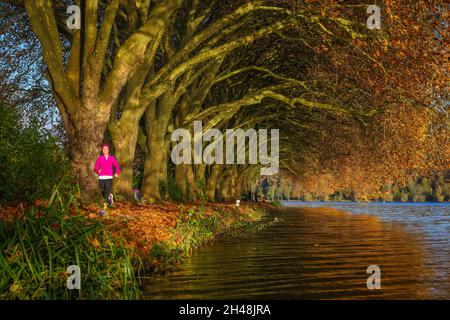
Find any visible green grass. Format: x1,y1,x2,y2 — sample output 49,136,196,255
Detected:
270,199,282,207
0,186,143,300
0,181,275,299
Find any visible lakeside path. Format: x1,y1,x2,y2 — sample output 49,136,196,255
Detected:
81,201,276,261
0,199,275,299
1,200,275,250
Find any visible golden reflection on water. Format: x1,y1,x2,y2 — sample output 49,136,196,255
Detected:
144,206,439,299
294,207,431,299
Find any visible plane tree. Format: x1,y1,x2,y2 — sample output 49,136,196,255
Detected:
1,0,447,203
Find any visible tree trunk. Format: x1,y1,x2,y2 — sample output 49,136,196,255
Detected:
185,164,196,200
175,164,187,199
234,168,242,200
225,167,238,201
206,164,221,201
219,171,233,202
109,109,143,197
108,45,156,197
159,136,170,200
141,90,174,202
142,129,168,202
195,163,206,196
69,112,107,204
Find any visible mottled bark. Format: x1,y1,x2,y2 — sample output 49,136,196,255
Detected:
109,109,142,197
175,164,196,201
21,0,182,202
233,167,242,199
69,110,105,203
195,163,206,191
219,173,231,202
206,164,222,201
142,136,167,202
228,166,239,200
108,37,161,196
141,89,174,201
159,136,170,200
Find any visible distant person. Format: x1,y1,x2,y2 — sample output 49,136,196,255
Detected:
94,143,120,215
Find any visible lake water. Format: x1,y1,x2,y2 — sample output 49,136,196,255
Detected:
144,202,449,299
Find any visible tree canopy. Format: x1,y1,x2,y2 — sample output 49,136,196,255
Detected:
0,0,448,203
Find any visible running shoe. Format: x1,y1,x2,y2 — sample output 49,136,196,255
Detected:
108,193,114,206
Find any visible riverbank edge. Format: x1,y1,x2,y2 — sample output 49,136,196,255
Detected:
142,202,278,274
86,200,279,298
0,199,278,299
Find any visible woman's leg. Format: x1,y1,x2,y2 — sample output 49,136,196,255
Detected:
99,179,108,203
104,178,113,204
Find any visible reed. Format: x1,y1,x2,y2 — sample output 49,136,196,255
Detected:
0,185,143,300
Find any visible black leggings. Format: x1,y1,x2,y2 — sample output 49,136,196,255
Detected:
98,178,113,202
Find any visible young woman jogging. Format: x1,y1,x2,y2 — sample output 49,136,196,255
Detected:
94,143,120,215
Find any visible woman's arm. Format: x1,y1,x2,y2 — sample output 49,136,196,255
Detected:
112,156,120,175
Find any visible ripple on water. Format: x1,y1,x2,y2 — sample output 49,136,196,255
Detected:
144,203,450,299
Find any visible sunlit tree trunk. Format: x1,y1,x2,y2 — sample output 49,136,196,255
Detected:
229,166,239,200
19,0,182,202
109,109,143,197
159,136,170,200
206,164,221,201
69,111,106,202
185,164,196,200
109,45,159,197
219,170,233,202
141,89,174,202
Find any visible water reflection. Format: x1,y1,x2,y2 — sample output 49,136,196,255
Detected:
144,204,449,299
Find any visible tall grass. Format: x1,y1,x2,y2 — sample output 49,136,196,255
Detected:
0,185,143,300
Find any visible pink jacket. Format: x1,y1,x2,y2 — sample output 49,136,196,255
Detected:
94,154,120,177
